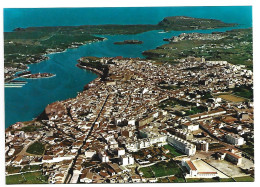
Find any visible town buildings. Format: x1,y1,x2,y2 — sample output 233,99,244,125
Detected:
5,56,254,183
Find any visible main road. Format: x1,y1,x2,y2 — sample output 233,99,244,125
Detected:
65,94,110,183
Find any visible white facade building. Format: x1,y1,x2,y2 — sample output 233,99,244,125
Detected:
167,134,196,156
120,154,134,165
182,123,199,131
117,148,125,157
182,158,218,178
85,150,96,158
225,134,244,146
98,151,109,163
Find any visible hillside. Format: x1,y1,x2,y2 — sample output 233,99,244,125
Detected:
158,16,237,31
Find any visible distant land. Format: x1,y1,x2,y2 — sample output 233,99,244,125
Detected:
4,16,236,82
143,28,252,69
158,16,237,31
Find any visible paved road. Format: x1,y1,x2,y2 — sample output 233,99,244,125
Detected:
66,94,110,183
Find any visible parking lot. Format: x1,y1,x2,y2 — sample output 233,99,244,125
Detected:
207,159,248,177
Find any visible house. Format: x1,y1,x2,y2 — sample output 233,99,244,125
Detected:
80,169,93,183
182,158,198,177
181,123,199,131
224,151,242,165
131,175,141,183
85,149,96,158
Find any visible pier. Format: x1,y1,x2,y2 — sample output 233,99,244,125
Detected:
5,82,27,88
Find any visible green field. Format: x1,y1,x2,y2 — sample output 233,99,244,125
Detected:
234,176,254,182
143,28,252,69
151,161,181,177
159,98,207,116
187,177,234,182
6,171,48,184
140,167,154,178
183,106,208,116
21,165,41,172
232,85,253,100
151,161,183,177
163,144,183,157
20,125,43,132
187,177,251,183
6,166,21,174
26,141,45,155
159,98,195,109
187,178,219,182
140,160,184,181
240,143,254,157
220,178,235,182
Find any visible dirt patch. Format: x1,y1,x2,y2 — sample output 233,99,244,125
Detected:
217,94,245,103
207,159,247,177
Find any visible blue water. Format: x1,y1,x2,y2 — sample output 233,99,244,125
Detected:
4,7,252,128
4,6,252,32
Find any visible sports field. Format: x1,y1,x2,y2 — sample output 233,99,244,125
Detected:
217,94,245,102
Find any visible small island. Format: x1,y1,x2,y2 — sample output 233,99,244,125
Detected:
114,40,143,45
23,73,55,79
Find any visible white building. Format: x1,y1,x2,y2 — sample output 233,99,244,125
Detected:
223,151,243,165
125,140,138,152
206,61,228,66
182,158,198,177
120,155,129,165
85,150,96,158
128,119,136,126
167,134,196,156
98,151,109,163
182,158,218,178
117,148,125,157
108,139,119,149
181,123,199,131
8,148,15,156
225,133,244,146
120,154,134,166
